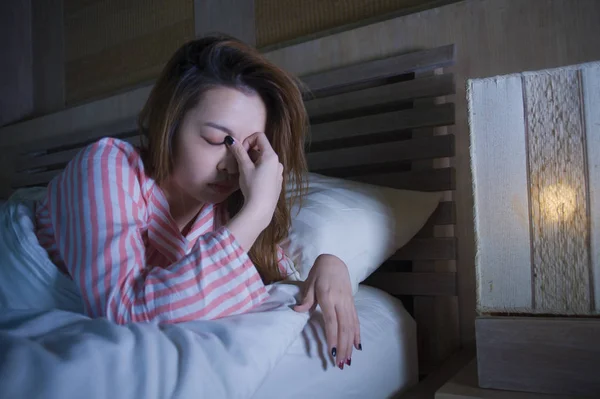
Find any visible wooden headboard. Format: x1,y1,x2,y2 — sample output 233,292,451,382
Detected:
6,44,458,377
300,45,458,376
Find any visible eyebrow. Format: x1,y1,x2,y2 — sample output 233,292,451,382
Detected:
203,122,233,136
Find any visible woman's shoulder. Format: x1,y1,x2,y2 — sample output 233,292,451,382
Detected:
82,137,141,160
58,136,149,187
72,137,146,173
44,136,153,202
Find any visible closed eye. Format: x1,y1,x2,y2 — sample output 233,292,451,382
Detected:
204,137,226,146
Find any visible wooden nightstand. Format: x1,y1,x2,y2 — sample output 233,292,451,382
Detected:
435,360,590,399
396,347,591,399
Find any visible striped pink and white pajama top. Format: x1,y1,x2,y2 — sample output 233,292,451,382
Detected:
34,137,294,324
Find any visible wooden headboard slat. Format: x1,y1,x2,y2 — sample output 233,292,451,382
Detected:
15,136,142,174
15,143,456,193
16,147,82,172
12,170,61,188
429,201,456,226
305,73,455,121
365,272,457,296
18,118,137,156
301,44,455,96
392,237,457,261
308,103,454,143
312,160,413,178
350,167,455,192
307,134,454,171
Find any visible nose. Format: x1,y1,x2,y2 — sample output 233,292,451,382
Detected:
218,149,239,176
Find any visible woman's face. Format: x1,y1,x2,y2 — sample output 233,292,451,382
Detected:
170,86,267,205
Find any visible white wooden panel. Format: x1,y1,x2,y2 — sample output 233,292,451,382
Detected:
524,70,591,314
582,65,600,312
469,76,532,313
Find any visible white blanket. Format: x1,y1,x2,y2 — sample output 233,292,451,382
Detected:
0,284,309,399
0,193,310,399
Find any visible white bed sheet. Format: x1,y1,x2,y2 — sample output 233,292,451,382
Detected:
0,283,311,399
253,284,418,399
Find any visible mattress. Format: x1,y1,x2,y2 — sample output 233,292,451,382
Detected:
253,284,418,399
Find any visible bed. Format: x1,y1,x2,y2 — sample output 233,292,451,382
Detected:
0,45,458,398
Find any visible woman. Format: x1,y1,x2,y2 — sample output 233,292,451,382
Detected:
33,35,359,369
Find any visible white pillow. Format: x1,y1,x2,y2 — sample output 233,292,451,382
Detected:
282,173,442,294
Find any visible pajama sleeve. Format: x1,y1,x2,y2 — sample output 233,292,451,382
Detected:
46,138,268,324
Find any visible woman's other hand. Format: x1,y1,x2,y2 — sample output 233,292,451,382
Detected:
294,254,361,370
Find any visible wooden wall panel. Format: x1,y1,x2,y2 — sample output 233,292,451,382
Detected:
470,63,599,316
582,66,600,312
255,0,459,49
194,0,256,46
469,76,533,313
63,0,194,105
0,0,33,127
524,71,592,314
32,0,65,114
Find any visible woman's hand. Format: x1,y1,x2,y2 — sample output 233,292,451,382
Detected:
294,254,361,370
226,132,283,230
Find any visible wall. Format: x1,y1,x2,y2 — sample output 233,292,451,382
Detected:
3,0,454,115
32,0,65,116
1,0,70,127
0,0,33,127
63,0,194,105
255,0,460,49
264,0,600,344
36,0,457,108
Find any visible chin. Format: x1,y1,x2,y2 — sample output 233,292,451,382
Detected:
198,185,238,204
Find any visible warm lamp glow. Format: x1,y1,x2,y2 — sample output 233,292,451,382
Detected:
539,183,577,222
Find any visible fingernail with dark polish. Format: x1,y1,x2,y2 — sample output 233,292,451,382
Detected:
358,343,362,351
338,362,344,370
346,358,351,366
331,347,337,358
224,135,234,146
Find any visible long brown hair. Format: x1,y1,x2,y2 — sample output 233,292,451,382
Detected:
138,34,309,284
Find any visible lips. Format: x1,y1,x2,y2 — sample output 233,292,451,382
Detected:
209,182,234,193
